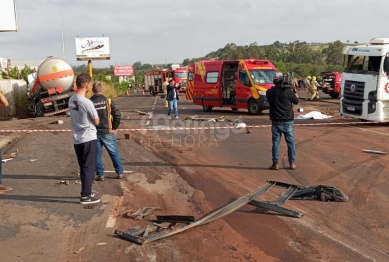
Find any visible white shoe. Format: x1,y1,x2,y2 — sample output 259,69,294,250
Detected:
175,116,179,119
168,116,171,119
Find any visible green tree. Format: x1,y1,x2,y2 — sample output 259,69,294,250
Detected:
326,40,344,65
183,58,190,66
273,61,287,72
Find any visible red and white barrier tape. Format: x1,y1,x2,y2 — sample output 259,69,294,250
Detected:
0,121,387,133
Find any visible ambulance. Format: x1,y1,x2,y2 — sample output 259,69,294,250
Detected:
185,59,277,114
340,38,389,121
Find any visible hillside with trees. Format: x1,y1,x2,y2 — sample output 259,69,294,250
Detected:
182,40,348,77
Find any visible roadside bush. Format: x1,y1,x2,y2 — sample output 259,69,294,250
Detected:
86,81,118,99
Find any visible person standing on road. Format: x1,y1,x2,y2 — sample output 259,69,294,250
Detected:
0,91,12,194
90,82,124,181
162,78,169,108
305,76,313,101
310,76,320,100
166,79,180,119
68,74,101,204
266,72,299,171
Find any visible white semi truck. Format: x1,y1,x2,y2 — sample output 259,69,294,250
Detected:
340,38,389,121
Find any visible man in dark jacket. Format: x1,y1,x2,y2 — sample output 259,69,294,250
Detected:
266,72,299,170
166,79,180,119
90,82,124,180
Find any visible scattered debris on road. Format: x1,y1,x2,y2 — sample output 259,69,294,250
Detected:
291,185,349,202
30,159,37,162
73,245,88,254
50,120,64,125
1,158,13,163
96,243,106,246
153,215,195,224
363,149,387,155
184,115,228,122
58,180,70,185
123,207,162,220
115,181,302,245
135,110,152,116
104,170,134,174
2,149,18,159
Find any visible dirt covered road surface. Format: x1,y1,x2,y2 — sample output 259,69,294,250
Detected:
1,91,389,262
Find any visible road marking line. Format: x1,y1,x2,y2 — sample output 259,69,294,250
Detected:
105,196,123,228
352,126,389,136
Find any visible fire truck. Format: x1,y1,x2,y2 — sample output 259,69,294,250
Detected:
143,68,188,95
319,71,342,98
340,38,389,121
185,59,277,114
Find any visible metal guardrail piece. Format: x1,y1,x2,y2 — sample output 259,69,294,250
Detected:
114,180,302,245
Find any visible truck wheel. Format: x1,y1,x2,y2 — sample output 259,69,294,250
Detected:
330,93,339,99
248,100,261,115
203,104,213,112
34,102,45,117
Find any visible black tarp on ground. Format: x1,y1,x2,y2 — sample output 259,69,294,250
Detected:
291,185,349,202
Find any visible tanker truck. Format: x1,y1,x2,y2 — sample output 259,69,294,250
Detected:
28,57,75,117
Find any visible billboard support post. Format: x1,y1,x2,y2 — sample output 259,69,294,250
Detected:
88,60,92,78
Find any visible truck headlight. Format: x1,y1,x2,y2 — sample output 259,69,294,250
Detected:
258,90,266,96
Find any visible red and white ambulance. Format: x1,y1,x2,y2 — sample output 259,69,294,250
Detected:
186,59,277,114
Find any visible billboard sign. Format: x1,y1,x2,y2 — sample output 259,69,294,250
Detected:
114,66,134,76
0,0,18,32
75,37,110,61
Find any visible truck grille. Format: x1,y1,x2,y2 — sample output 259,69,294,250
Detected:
342,80,365,116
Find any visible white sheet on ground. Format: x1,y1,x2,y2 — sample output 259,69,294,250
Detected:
295,111,333,120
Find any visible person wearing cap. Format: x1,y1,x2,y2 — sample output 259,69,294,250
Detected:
266,72,299,171
166,79,180,119
162,78,169,108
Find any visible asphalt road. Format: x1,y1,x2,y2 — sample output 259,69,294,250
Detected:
1,91,389,261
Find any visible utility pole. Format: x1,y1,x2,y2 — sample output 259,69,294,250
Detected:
60,8,66,60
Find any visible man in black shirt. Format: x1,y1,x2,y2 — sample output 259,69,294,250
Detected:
266,72,299,170
90,82,124,180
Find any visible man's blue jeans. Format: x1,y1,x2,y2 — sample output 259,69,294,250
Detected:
271,121,296,164
168,98,178,117
96,133,124,176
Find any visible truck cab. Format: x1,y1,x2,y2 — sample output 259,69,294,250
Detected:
186,59,276,114
340,38,389,121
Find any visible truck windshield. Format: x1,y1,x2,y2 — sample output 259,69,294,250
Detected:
344,55,382,75
175,72,188,78
249,70,276,84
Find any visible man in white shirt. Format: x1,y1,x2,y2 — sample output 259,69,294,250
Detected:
68,74,101,204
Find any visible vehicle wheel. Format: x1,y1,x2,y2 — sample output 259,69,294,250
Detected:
203,104,213,112
231,108,239,111
34,102,45,117
248,100,261,115
330,93,339,99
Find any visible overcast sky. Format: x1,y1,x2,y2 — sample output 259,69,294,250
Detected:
1,0,389,68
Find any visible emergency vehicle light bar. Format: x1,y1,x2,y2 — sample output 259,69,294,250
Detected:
248,59,269,64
